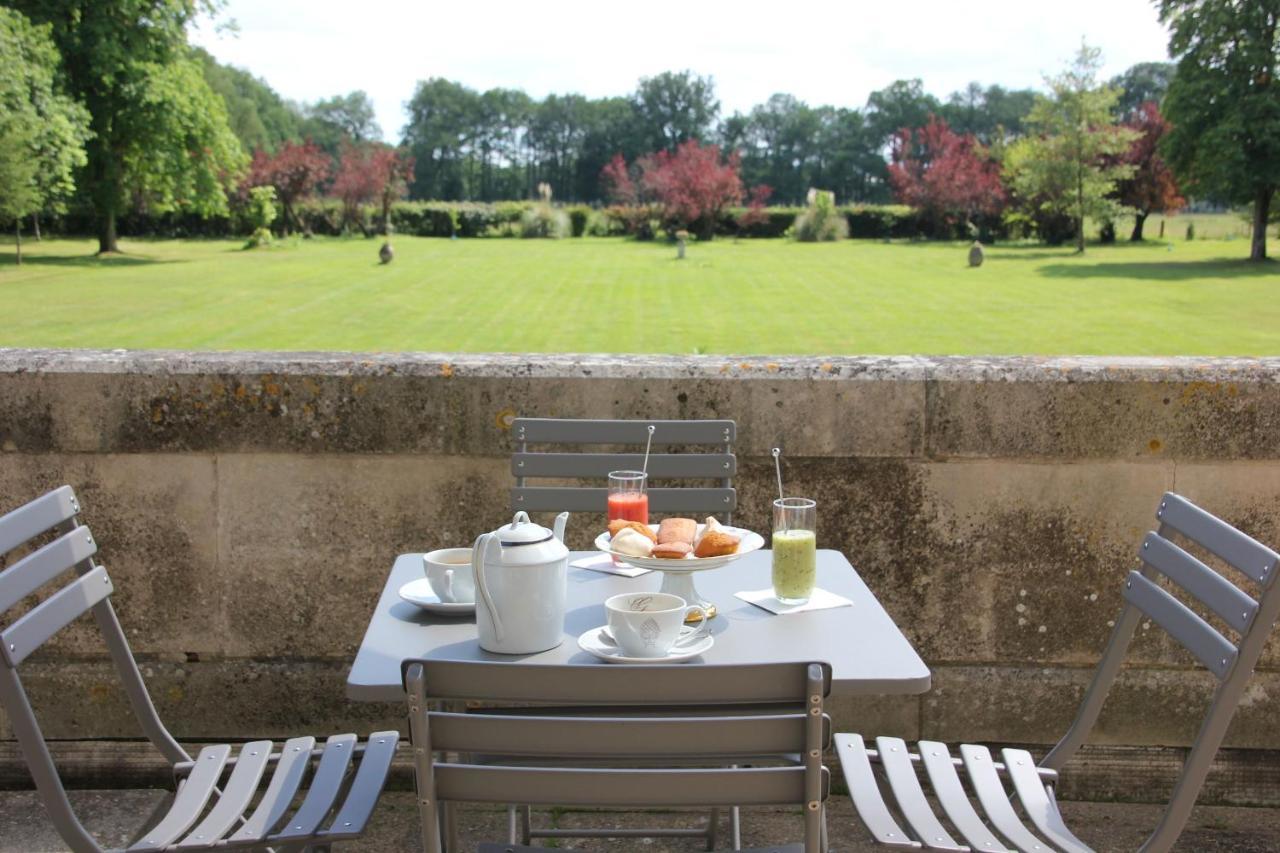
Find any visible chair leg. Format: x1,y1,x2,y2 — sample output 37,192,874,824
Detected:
507,805,519,843
706,806,720,851
731,805,742,850
520,804,532,845
820,805,829,853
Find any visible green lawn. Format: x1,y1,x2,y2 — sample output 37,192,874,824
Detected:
0,234,1276,355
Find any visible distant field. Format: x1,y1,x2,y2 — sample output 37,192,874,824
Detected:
0,230,1276,355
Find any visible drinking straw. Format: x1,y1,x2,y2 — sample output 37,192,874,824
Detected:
642,425,656,477
773,447,786,531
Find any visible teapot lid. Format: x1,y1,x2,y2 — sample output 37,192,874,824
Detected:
499,511,554,546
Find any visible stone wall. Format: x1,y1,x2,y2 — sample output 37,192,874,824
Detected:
2,350,1279,801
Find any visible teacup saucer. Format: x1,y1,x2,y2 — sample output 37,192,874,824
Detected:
577,625,713,664
398,578,476,615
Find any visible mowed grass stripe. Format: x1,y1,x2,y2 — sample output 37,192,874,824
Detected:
0,235,1276,355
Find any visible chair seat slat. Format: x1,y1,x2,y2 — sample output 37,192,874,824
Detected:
959,745,1053,853
1001,748,1094,853
269,733,357,841
512,486,736,513
1156,492,1279,584
1,566,113,667
433,764,818,808
875,737,967,851
174,741,273,848
515,418,735,445
919,741,1013,852
833,734,922,849
428,712,813,757
323,731,400,840
1140,533,1258,633
228,736,316,843
0,526,97,614
0,486,79,556
1124,571,1238,679
512,452,737,479
127,744,232,851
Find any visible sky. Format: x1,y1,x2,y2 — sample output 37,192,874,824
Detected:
190,0,1172,143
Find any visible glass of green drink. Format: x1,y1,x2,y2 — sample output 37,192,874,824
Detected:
772,498,817,605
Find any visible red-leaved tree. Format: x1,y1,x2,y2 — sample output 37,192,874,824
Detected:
246,141,332,236
735,184,774,235
332,143,415,235
888,115,1005,237
602,141,749,239
1113,102,1183,241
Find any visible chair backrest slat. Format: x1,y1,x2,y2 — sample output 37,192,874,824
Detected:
516,418,736,445
1140,532,1258,634
427,711,825,757
1123,571,1237,679
0,486,79,556
432,764,821,808
1157,492,1280,584
512,486,736,513
0,526,97,615
512,452,737,479
1,565,114,667
405,660,830,705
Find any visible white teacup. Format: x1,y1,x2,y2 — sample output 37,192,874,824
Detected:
604,592,709,658
423,548,475,604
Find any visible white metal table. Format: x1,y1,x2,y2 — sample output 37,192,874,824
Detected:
347,549,930,700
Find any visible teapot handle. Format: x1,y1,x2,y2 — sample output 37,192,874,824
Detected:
511,511,531,527
472,532,504,642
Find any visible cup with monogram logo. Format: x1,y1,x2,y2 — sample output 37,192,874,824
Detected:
604,592,708,657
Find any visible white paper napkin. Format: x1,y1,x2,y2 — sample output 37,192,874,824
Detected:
734,587,853,615
571,553,652,578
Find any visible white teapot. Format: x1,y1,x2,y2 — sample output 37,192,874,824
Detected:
472,510,570,654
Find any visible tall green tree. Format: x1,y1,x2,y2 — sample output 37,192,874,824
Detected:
196,47,300,154
1109,61,1176,118
9,0,246,253
1158,0,1280,261
0,7,89,262
1004,44,1137,253
631,71,719,152
300,91,381,155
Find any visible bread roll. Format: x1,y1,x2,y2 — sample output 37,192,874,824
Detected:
694,530,740,558
651,541,692,559
657,518,696,546
609,519,656,542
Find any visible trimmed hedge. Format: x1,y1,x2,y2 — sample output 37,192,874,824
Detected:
43,199,1008,241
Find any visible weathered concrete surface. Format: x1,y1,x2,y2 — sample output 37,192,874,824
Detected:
3,790,1279,852
2,349,1280,801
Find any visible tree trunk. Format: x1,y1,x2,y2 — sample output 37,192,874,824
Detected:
14,220,21,266
1251,188,1272,262
1075,167,1086,254
281,200,293,237
1131,212,1147,242
32,212,40,241
98,209,118,254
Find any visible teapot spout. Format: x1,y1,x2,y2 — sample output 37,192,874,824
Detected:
553,511,569,543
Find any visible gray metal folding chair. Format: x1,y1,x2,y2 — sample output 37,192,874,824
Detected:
510,417,737,520
0,486,399,852
837,491,1280,853
402,660,831,853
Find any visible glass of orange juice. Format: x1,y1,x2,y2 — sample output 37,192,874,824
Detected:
607,470,649,524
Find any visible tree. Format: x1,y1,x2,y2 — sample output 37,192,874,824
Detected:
1109,62,1177,118
1158,0,1280,261
636,140,744,238
300,91,381,155
197,48,301,154
939,83,1038,143
11,0,247,254
0,8,90,259
1112,102,1184,241
631,71,719,152
246,141,332,235
331,142,412,235
403,78,481,200
889,115,1006,237
1003,44,1138,252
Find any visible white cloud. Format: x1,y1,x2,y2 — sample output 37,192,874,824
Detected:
190,0,1171,141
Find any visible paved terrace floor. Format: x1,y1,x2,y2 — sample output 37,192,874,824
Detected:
2,791,1278,852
